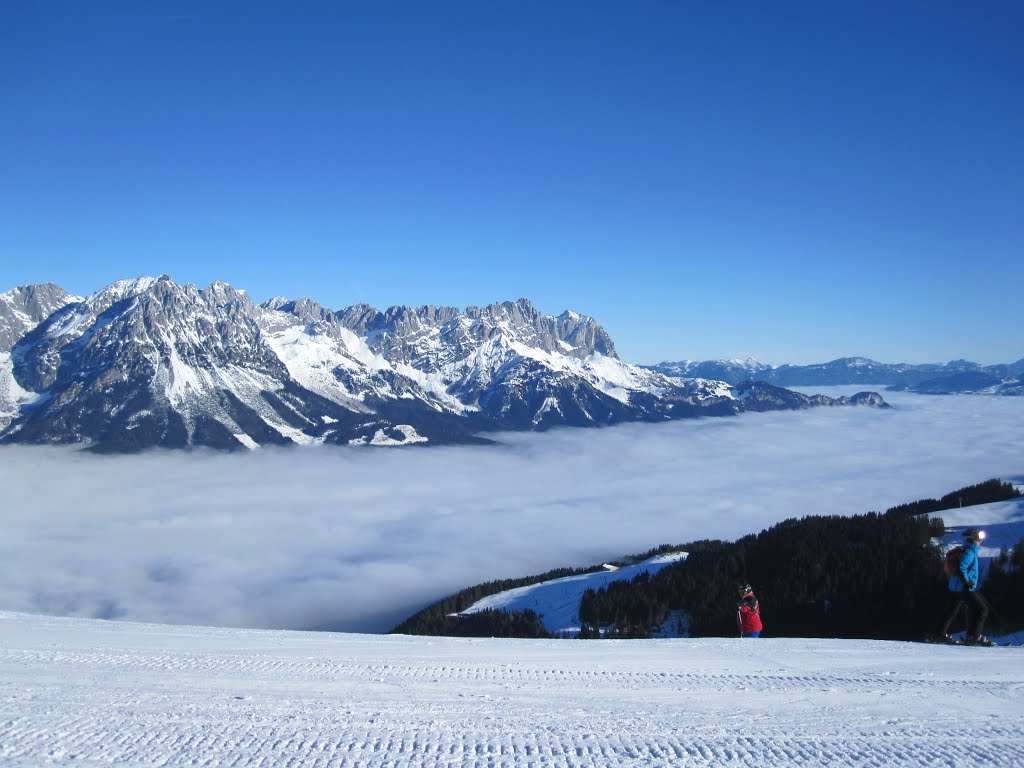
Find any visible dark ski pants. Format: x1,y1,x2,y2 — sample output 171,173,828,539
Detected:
940,590,990,638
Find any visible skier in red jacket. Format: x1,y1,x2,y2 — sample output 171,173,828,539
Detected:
737,584,763,638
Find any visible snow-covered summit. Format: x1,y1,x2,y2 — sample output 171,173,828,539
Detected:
0,276,888,451
0,282,81,353
651,355,1024,393
650,357,774,382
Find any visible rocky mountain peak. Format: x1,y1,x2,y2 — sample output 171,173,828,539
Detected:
85,275,164,311
0,282,80,353
1,276,890,452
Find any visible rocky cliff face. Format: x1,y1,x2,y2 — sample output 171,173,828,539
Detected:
0,283,81,353
732,381,891,412
0,276,889,451
0,283,83,430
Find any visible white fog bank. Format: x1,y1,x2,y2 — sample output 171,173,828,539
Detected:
0,388,1021,632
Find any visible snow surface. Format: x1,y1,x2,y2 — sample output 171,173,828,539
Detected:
233,433,260,451
264,311,474,416
936,497,1024,556
461,553,687,636
934,497,1024,595
0,352,38,423
349,424,430,446
1,610,1022,767
264,321,383,409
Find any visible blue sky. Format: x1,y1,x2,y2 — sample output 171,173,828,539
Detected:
1,1,1021,365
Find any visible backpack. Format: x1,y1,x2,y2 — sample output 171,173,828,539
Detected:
943,545,965,577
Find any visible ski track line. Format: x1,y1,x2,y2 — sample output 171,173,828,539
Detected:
0,648,990,693
1,614,1023,767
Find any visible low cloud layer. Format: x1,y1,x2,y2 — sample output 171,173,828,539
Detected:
1,388,1021,633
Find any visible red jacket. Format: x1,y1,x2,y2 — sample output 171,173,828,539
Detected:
737,593,762,633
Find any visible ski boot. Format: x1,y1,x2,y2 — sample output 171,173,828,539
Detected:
965,635,995,647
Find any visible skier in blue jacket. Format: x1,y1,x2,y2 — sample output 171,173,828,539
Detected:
939,528,993,646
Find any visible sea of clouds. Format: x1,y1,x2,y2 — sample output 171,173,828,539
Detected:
1,387,1021,633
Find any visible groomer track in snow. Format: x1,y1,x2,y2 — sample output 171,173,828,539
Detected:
2,612,1023,767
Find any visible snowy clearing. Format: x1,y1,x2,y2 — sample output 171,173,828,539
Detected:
1,611,1022,767
461,552,688,636
938,498,1024,557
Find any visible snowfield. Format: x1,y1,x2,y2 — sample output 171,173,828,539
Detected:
2,612,1023,767
460,553,688,636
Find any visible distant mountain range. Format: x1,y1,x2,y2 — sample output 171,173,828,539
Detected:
648,357,1024,395
0,277,886,452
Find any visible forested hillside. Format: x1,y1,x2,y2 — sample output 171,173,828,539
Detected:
391,565,604,636
884,478,1020,517
580,512,942,639
394,479,1024,640
984,540,1024,631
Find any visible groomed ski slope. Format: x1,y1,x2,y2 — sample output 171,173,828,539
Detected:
3,612,1023,767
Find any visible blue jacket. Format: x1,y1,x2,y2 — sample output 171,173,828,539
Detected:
949,542,981,592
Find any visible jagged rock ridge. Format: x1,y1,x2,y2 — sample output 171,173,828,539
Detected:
0,277,889,451
649,356,1024,395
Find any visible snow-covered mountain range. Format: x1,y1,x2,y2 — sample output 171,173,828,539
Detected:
0,276,887,451
649,356,1024,394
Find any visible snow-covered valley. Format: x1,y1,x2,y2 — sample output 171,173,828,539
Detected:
2,610,1023,767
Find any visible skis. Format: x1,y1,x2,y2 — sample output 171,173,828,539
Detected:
923,634,962,646
921,634,1011,647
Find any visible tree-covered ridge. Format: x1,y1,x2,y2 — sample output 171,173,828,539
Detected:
391,565,605,635
982,539,1024,631
884,478,1020,517
580,513,941,640
392,478,1023,640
